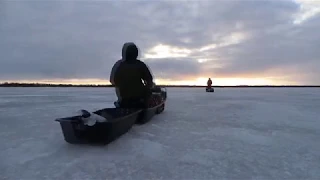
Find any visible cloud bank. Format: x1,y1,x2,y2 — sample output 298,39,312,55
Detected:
1,0,319,84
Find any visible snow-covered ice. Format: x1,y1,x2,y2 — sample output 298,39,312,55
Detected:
0,87,320,180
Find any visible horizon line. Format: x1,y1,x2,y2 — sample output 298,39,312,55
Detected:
0,82,319,87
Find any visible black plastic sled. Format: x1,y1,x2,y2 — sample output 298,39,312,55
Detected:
135,90,166,125
113,87,167,125
55,108,142,145
55,87,167,145
206,87,214,92
151,86,167,101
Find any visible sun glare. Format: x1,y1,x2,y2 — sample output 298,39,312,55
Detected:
154,77,274,86
143,44,191,59
145,32,248,59
196,77,273,86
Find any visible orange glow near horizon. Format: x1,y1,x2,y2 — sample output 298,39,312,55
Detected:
0,76,295,86
156,77,281,86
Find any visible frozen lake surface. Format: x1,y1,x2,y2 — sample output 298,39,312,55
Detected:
1,87,320,180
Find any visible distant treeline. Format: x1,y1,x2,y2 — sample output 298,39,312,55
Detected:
0,82,319,88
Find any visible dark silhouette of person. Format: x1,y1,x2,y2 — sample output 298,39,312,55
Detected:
207,78,212,88
110,42,154,107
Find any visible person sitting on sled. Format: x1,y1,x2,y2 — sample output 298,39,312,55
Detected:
207,78,212,89
110,42,154,107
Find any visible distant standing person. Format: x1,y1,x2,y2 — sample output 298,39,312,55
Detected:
207,78,212,88
109,42,154,106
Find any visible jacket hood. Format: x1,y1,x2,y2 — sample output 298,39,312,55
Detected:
122,42,138,61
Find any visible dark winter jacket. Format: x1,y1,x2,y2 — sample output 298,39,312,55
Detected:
110,42,153,100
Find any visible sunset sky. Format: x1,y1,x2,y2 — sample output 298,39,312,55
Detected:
1,0,319,85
